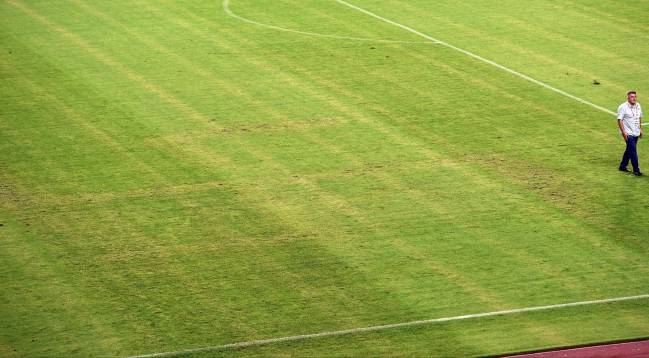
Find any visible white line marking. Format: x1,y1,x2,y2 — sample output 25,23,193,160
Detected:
223,0,436,44
334,0,622,117
127,293,649,358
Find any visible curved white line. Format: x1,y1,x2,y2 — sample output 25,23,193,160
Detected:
223,0,436,44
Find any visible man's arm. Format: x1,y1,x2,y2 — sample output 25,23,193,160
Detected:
618,119,628,141
640,109,643,138
640,117,643,138
617,106,628,141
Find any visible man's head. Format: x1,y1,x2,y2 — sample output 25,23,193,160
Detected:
628,91,637,105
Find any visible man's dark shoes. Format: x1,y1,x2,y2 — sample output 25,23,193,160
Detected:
634,171,643,176
619,167,631,173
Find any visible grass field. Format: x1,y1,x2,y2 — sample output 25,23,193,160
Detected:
2,0,649,357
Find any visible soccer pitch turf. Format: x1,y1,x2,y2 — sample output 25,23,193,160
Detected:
1,0,649,356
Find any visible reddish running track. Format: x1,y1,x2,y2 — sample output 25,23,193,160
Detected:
505,339,649,358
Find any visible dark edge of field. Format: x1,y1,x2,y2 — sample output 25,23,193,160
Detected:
491,336,649,358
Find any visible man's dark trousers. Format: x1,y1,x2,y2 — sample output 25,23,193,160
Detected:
621,135,640,172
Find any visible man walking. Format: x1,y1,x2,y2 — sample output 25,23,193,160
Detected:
618,91,643,176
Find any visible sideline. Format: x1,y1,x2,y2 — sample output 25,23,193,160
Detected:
127,293,649,357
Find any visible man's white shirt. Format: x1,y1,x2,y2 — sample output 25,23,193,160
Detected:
617,102,643,137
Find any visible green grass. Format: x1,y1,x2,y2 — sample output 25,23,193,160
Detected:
1,0,649,357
